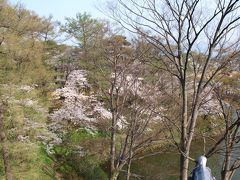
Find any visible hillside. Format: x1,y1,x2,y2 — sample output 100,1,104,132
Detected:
0,1,240,180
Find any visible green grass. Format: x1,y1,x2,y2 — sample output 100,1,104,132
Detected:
0,73,58,179
0,143,54,180
51,128,109,179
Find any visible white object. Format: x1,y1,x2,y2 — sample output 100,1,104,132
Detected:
191,156,216,180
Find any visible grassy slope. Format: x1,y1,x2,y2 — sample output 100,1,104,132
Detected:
0,84,56,180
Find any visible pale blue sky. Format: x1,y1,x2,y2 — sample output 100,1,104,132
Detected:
9,0,109,22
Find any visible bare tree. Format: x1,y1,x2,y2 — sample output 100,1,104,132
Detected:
95,34,164,180
106,0,240,179
206,85,240,180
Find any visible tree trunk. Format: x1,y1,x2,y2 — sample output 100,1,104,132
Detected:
126,157,132,180
110,113,117,178
180,82,189,180
221,140,232,180
180,153,189,180
2,144,13,180
110,170,119,180
0,105,13,180
221,171,233,180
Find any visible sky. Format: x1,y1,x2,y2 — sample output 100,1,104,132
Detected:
9,0,109,22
